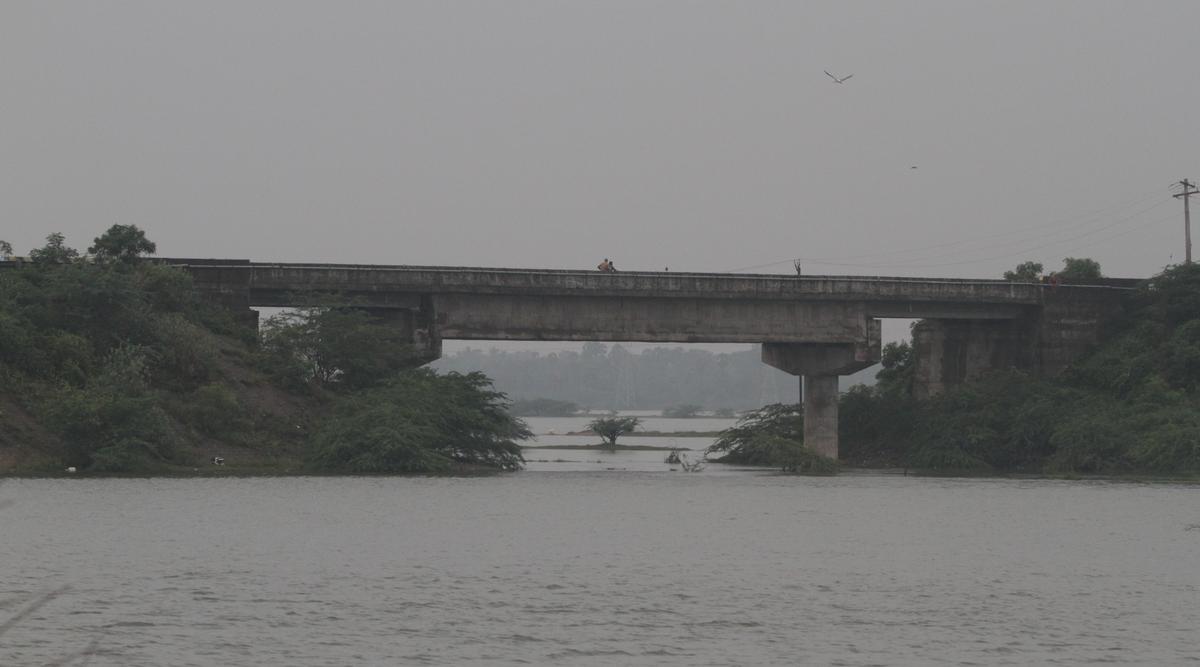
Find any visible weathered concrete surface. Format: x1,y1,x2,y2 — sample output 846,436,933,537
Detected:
1035,284,1131,375
803,376,840,459
433,293,873,343
761,319,882,376
912,283,1134,398
169,261,1047,313
911,319,1033,399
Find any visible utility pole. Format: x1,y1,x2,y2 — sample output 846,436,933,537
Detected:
1175,179,1198,264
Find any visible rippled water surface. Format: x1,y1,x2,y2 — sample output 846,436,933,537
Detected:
3,470,1198,666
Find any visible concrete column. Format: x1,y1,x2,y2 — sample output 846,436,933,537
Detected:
760,320,882,462
803,375,839,459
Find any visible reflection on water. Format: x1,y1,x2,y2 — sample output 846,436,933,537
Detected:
2,474,1198,665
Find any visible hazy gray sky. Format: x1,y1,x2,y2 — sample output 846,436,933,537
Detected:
4,1,1199,280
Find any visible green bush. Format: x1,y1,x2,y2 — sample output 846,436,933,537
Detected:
308,370,530,473
186,383,246,438
45,346,176,471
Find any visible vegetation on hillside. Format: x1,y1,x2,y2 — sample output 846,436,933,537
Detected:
884,259,1200,474
718,261,1199,475
0,228,529,474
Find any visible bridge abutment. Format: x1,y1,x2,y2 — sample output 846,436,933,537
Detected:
911,318,1034,399
363,303,442,365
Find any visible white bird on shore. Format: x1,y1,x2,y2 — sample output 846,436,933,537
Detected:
824,70,853,84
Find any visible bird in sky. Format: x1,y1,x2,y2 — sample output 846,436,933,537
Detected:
824,70,853,84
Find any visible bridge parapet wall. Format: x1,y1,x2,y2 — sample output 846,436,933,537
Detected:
166,261,1045,308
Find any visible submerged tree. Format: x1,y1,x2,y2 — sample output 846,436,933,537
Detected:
663,403,703,418
588,416,640,447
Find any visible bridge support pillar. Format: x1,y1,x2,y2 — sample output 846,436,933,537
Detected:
761,319,881,461
802,375,840,459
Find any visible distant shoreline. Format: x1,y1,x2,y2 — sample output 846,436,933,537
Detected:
522,444,688,452
541,430,721,438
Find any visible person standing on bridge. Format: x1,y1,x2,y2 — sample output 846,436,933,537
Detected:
598,258,611,272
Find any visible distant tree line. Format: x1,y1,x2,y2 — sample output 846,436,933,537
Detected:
434,343,803,411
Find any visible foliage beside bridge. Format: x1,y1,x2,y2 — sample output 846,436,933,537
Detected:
0,229,530,474
841,263,1200,474
712,263,1200,475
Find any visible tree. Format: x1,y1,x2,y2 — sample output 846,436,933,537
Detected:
28,233,79,264
308,370,531,473
1059,257,1102,281
705,404,837,472
0,240,12,258
706,403,802,464
259,307,423,391
89,224,156,263
588,416,640,447
1003,261,1043,282
875,341,915,397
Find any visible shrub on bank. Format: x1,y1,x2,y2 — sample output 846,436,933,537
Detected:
307,370,530,473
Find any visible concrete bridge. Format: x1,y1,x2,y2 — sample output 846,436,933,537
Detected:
168,259,1138,460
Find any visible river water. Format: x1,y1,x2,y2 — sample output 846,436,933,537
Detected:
2,421,1198,665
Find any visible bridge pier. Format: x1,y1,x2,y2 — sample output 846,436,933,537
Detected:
802,375,840,459
761,319,881,460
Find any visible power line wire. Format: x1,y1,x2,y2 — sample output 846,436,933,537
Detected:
801,210,1177,270
727,190,1173,273
724,185,1166,272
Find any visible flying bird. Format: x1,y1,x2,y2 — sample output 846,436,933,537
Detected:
824,70,853,84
